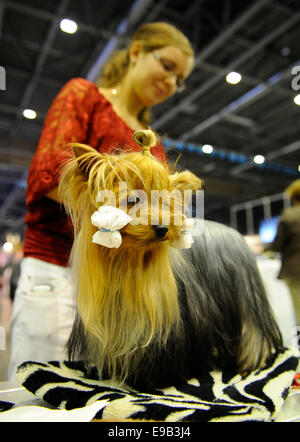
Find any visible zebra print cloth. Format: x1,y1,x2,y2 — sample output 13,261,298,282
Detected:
6,348,300,422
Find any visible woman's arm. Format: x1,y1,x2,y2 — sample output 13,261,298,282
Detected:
26,78,99,206
46,187,60,202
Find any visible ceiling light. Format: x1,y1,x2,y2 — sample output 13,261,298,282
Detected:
281,46,290,56
202,144,214,154
226,72,242,85
253,155,265,164
23,109,37,119
293,94,300,106
60,18,78,34
3,241,13,252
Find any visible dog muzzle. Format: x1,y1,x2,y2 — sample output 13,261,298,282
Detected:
169,217,195,249
91,206,195,250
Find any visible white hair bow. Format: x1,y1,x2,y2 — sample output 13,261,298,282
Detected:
170,217,195,249
91,206,195,250
91,206,132,248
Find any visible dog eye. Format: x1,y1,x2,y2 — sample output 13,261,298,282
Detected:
128,196,141,207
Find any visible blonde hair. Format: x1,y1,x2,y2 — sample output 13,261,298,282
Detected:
59,130,202,384
97,22,194,124
59,149,179,382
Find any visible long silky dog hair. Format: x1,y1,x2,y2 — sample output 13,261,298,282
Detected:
59,131,283,390
166,220,283,386
59,129,202,387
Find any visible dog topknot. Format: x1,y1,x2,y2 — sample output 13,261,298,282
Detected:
133,129,157,157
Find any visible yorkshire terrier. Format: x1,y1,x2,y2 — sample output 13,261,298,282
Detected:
59,129,202,389
59,130,282,391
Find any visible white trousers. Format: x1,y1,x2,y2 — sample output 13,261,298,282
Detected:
8,257,75,381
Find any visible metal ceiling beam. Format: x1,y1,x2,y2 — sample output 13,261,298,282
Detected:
153,3,300,130
2,29,39,69
185,0,206,19
254,116,300,148
180,58,300,141
0,0,5,40
0,103,46,120
195,0,270,65
86,0,154,82
153,0,270,129
7,0,70,143
1,0,155,236
199,60,292,98
223,114,256,129
146,0,170,22
2,34,64,58
266,140,300,162
202,115,297,152
271,0,295,15
4,0,114,40
0,117,43,137
233,34,293,67
230,140,300,176
5,66,64,89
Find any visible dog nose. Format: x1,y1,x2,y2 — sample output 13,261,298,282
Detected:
153,225,168,239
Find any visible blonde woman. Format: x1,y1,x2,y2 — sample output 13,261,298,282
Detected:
8,22,194,380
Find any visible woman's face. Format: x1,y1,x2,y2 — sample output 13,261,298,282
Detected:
129,45,194,107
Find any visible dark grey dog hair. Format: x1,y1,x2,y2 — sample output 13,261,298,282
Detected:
68,219,283,391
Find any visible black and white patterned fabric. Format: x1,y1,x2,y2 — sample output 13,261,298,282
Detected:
6,348,299,422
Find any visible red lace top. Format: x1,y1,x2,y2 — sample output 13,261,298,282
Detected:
24,78,167,267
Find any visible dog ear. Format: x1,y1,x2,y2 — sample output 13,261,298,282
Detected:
70,143,100,180
72,143,93,159
170,171,203,192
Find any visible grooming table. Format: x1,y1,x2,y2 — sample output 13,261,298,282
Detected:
0,370,299,422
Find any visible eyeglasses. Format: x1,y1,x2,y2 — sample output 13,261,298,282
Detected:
152,52,186,93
